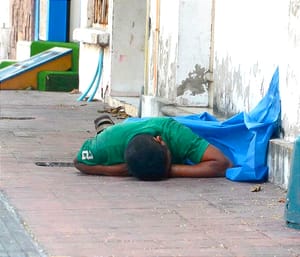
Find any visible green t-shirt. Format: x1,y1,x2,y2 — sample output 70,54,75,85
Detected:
77,117,209,166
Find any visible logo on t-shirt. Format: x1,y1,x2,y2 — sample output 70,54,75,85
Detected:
82,150,94,160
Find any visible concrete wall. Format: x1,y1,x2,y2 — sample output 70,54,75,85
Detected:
39,0,47,40
146,0,212,106
284,0,300,141
148,0,179,99
0,0,11,59
69,0,81,41
110,0,146,96
5,0,35,59
213,0,300,142
0,0,10,27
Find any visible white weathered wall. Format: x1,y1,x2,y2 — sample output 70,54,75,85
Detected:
110,0,146,96
69,0,81,41
0,0,10,28
177,0,211,82
0,0,11,60
146,0,212,106
39,0,47,40
79,0,93,28
154,0,179,99
213,0,300,141
284,0,300,141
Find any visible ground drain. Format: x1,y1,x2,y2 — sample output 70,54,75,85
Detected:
35,162,74,167
0,116,35,120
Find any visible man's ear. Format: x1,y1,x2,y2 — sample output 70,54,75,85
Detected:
154,136,167,146
153,135,162,142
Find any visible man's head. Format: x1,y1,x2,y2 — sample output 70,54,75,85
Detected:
124,134,171,181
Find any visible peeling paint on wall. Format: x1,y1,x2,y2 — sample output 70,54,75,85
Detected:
289,0,300,17
282,65,300,140
157,35,177,100
176,64,209,106
213,56,245,117
213,56,270,118
289,0,300,47
147,0,212,105
157,37,171,98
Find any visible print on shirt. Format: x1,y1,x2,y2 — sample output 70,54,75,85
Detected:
82,150,94,160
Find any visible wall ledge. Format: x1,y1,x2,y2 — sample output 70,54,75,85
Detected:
73,28,109,46
268,138,294,190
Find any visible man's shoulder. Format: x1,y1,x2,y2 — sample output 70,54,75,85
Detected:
149,116,174,123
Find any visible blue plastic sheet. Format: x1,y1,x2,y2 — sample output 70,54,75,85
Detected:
129,68,281,182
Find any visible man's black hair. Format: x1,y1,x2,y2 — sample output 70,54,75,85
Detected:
124,134,168,181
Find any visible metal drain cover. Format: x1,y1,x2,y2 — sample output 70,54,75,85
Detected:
0,116,35,120
35,162,74,167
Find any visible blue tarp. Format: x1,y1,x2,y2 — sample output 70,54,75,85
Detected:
129,68,281,182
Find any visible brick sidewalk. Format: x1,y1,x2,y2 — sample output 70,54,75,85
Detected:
0,191,46,257
0,90,300,257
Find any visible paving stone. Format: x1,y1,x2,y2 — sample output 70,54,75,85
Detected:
0,192,46,257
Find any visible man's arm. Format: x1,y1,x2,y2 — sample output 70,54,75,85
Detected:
73,158,129,176
169,145,232,178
